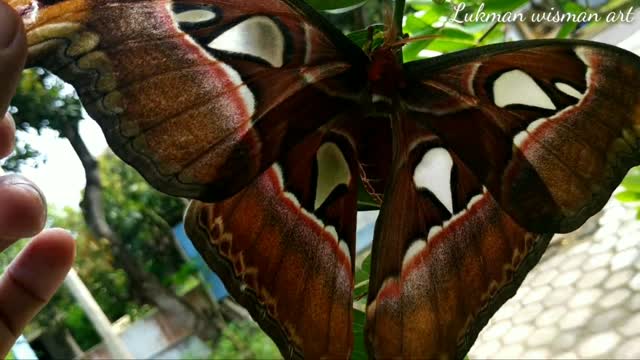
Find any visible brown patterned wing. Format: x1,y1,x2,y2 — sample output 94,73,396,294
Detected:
9,0,367,201
184,118,361,359
402,40,640,233
365,115,552,359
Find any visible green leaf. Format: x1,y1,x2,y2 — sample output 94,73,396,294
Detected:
615,190,640,203
621,167,640,192
425,36,475,53
354,279,370,299
355,252,372,284
410,2,452,25
306,0,367,11
347,24,386,48
556,21,578,38
403,27,438,61
563,1,586,12
556,1,586,38
404,26,476,60
404,13,431,34
476,23,506,45
354,254,371,299
352,309,368,360
5,350,16,360
437,27,476,40
483,0,529,12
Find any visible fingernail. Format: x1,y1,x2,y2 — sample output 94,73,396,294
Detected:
0,173,47,207
0,1,20,49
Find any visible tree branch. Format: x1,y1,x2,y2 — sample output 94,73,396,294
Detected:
60,121,225,341
394,0,405,37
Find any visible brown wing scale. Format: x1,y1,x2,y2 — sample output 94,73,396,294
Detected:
9,1,640,358
403,41,640,234
365,115,552,359
184,118,361,359
10,0,367,201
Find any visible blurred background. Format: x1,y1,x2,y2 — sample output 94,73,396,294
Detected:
2,0,640,358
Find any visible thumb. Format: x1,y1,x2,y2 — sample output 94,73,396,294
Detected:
0,0,26,115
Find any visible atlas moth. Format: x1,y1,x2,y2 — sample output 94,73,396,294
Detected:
8,0,640,358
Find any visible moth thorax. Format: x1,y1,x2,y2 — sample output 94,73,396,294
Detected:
368,47,405,106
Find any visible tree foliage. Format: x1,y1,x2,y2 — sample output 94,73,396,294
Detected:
98,152,187,284
21,149,200,350
208,322,281,359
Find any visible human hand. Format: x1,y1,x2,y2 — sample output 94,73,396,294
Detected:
0,1,75,356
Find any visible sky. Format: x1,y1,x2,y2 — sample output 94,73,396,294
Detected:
15,118,108,209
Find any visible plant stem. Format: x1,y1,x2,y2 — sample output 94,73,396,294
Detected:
477,22,499,44
394,0,405,35
394,0,406,63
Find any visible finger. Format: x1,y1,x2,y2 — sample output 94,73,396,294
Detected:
0,113,16,158
0,229,75,356
0,0,27,115
0,174,46,251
